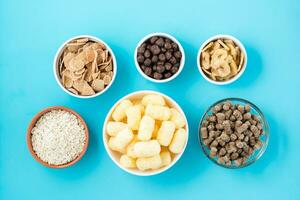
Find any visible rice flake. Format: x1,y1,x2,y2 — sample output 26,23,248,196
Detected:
31,110,86,165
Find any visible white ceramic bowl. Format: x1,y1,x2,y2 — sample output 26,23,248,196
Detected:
53,35,117,98
134,32,185,83
103,90,189,176
197,34,247,85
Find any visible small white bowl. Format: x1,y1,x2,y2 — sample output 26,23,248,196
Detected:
53,35,117,99
103,90,189,176
197,34,247,85
134,32,185,83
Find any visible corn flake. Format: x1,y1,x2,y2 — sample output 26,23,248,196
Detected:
58,37,114,96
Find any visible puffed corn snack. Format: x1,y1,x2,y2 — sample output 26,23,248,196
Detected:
106,94,187,171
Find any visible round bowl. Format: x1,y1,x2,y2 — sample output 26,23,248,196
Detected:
103,90,189,176
198,98,269,169
27,106,89,168
134,32,185,83
197,34,247,85
53,35,117,98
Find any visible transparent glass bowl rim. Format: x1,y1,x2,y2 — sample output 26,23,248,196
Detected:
198,97,270,169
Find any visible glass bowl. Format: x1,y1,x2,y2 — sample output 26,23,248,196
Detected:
198,98,269,169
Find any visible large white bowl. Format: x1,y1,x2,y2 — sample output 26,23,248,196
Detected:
134,32,185,83
197,34,247,85
103,90,189,176
53,35,117,98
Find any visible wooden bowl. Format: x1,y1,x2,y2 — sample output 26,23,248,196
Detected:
27,106,89,168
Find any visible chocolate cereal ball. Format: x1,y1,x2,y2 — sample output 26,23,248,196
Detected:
136,34,183,81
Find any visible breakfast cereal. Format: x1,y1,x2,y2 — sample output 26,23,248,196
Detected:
58,37,114,96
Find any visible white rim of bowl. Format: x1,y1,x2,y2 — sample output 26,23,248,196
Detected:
102,90,189,176
197,34,247,85
134,32,185,83
53,34,117,99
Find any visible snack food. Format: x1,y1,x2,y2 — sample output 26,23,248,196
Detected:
106,93,188,172
57,37,114,96
200,38,245,82
200,100,265,167
136,35,183,80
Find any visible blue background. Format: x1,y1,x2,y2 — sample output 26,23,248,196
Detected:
1,0,299,199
